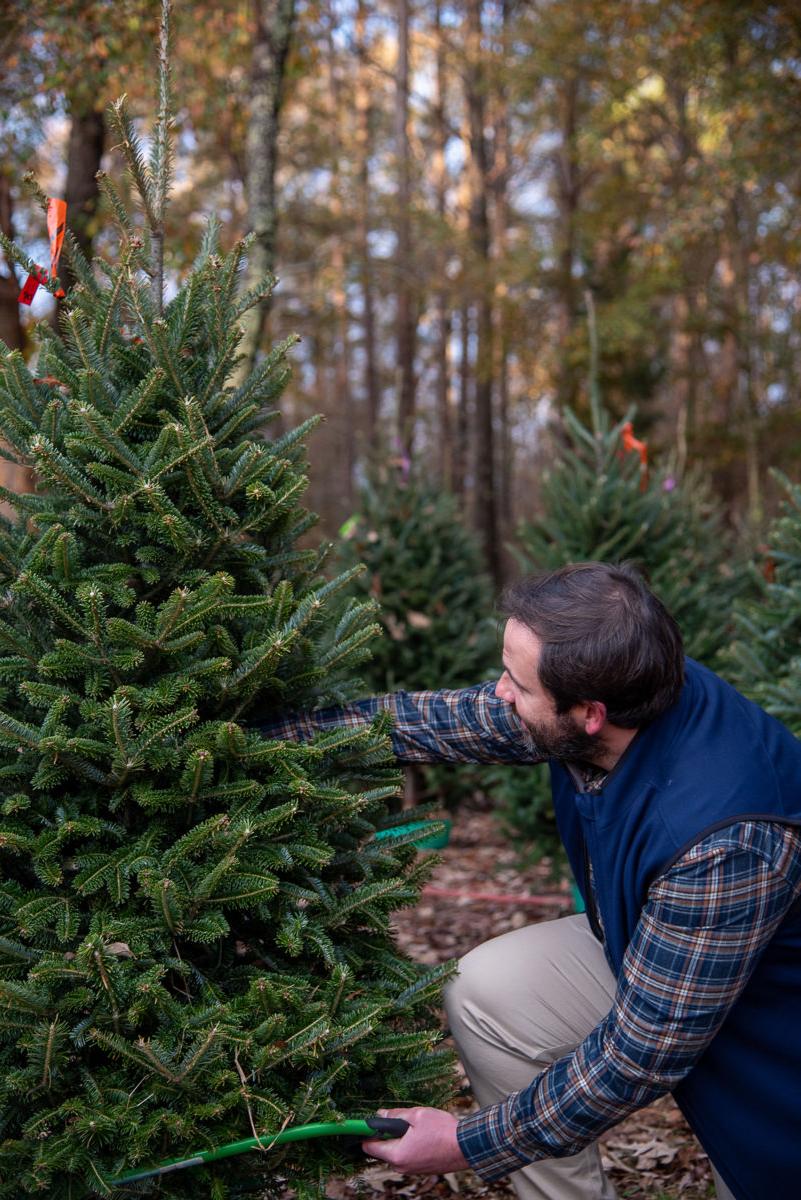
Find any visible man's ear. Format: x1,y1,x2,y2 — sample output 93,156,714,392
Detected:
582,700,607,736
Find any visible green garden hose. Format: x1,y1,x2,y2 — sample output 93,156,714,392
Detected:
374,818,451,850
109,1116,409,1187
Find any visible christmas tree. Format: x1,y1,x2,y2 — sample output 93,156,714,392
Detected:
338,465,498,808
727,472,801,736
515,418,740,667
0,9,452,1197
498,364,744,866
339,465,496,695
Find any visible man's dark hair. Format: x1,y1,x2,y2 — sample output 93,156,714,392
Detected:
500,562,685,727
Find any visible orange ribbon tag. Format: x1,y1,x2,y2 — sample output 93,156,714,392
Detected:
47,198,66,283
18,197,67,305
620,421,648,491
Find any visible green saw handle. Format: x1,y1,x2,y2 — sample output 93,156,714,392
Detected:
109,1116,410,1187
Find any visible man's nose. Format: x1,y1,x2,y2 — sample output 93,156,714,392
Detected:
495,672,512,701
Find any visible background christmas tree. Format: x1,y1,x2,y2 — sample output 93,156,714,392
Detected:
495,320,745,868
0,8,452,1197
727,472,801,735
514,417,740,667
338,464,498,810
339,464,496,694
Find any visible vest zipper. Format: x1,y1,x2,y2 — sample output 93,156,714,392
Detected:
581,834,605,944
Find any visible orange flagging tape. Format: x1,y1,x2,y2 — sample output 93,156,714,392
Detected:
19,197,66,305
620,421,648,491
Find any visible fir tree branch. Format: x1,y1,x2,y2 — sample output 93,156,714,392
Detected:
21,171,49,215
0,979,50,1014
140,433,216,491
175,1024,219,1082
95,171,136,243
232,272,278,319
131,705,199,767
97,265,129,355
93,949,122,1034
1,349,48,424
112,367,165,434
68,398,145,475
90,1029,178,1082
62,309,103,375
192,213,221,272
106,98,158,232
140,311,186,398
61,227,99,296
15,570,94,638
199,329,244,407
28,436,110,511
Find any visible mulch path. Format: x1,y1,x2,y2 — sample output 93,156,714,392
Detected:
329,808,715,1200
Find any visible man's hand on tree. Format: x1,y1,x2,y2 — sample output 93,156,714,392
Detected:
361,1107,469,1174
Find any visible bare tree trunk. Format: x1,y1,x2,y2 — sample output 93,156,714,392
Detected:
717,246,739,431
402,764,426,811
464,0,500,585
355,0,380,447
669,292,693,478
237,0,296,381
326,4,354,513
435,303,454,486
664,78,699,478
395,0,416,456
554,74,580,410
455,303,471,501
717,195,760,525
61,103,105,294
395,0,417,797
492,0,512,543
329,230,354,515
0,174,22,354
433,0,452,486
667,276,706,484
733,188,761,528
715,30,761,527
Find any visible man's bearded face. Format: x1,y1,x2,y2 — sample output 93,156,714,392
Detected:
496,618,600,763
520,707,599,763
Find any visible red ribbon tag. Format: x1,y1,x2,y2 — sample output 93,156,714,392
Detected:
18,197,67,305
18,267,49,305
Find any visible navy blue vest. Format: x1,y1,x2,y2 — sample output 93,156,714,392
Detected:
549,659,801,1200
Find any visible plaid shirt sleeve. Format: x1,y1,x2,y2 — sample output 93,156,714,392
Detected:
251,681,543,765
457,820,801,1179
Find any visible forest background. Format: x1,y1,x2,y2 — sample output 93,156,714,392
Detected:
2,0,801,588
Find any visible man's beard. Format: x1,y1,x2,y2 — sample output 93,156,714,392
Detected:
522,710,600,764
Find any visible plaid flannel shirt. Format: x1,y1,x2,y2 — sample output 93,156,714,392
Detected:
254,682,801,1180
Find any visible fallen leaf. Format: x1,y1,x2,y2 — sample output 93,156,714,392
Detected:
361,1165,407,1186
106,941,133,957
634,1138,678,1169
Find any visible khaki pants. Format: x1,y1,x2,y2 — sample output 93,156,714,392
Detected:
444,914,735,1200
